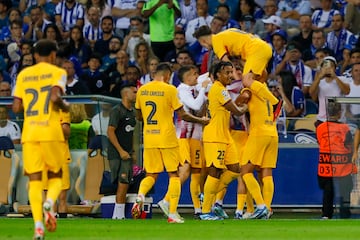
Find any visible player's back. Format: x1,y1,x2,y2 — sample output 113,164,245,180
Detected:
14,62,67,142
136,81,183,148
247,82,278,137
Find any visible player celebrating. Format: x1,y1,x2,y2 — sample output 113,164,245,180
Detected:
193,25,272,82
200,61,248,220
158,65,211,219
239,67,279,219
12,39,70,239
131,63,209,223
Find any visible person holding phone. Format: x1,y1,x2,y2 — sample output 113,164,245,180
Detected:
309,56,350,127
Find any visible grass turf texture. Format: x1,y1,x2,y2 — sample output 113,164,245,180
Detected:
1,216,360,239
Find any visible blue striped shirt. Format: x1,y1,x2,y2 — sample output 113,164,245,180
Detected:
55,1,85,31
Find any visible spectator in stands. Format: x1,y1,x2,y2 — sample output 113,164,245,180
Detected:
239,14,256,33
316,101,354,219
112,0,141,38
262,15,282,43
107,49,130,85
92,103,111,136
175,0,197,31
122,16,150,63
0,81,11,97
142,0,181,61
140,56,159,85
0,105,21,144
208,0,239,20
68,104,93,150
27,5,51,42
346,62,360,123
9,52,34,88
309,56,350,126
276,0,312,36
94,16,115,57
345,2,360,35
275,41,313,96
253,0,278,39
216,3,240,30
338,44,353,75
85,0,111,24
0,8,29,44
238,0,260,19
292,14,312,53
171,49,194,86
69,25,92,69
185,0,213,44
43,23,63,43
268,29,287,77
326,13,358,62
62,59,90,95
275,70,305,118
81,53,114,95
132,41,155,75
308,47,333,76
83,6,102,49
164,30,187,64
311,0,339,33
342,48,360,80
0,0,11,32
303,29,328,66
111,65,141,98
42,0,61,22
55,0,85,40
100,36,122,73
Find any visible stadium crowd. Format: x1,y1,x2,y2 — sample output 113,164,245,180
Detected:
0,0,360,231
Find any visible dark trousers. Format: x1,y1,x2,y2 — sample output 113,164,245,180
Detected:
318,175,353,218
151,41,174,62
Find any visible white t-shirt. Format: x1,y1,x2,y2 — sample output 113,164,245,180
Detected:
91,112,110,136
0,120,21,141
317,76,349,121
114,0,139,29
347,81,360,115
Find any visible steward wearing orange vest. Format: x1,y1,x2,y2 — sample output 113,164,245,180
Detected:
316,102,355,219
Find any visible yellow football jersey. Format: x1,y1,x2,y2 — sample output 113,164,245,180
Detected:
14,62,67,142
203,81,232,143
248,81,279,136
60,110,71,125
212,28,266,61
135,81,183,148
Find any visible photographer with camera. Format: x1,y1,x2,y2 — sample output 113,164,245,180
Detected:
309,56,350,127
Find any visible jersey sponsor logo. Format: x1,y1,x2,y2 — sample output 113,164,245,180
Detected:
125,124,135,132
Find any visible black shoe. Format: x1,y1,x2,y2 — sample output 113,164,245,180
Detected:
194,212,201,219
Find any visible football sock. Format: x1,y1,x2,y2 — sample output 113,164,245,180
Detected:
236,194,247,212
202,175,220,213
215,189,226,206
29,181,43,223
190,173,201,210
46,178,62,205
242,173,265,206
245,191,255,213
217,170,239,194
262,176,274,210
168,177,181,214
112,203,125,219
138,176,155,196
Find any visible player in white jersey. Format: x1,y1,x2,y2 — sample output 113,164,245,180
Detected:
158,65,211,219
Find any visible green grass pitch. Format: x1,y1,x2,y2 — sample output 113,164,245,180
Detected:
1,215,360,240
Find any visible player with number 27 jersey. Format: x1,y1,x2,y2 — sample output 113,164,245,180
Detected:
135,81,183,148
14,62,67,142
